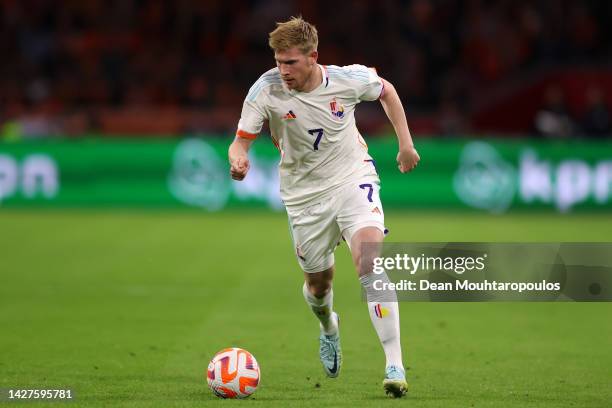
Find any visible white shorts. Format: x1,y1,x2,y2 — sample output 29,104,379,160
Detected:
286,176,385,273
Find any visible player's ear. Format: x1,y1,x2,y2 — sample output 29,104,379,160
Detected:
309,50,318,64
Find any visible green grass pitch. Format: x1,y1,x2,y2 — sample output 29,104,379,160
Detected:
1,211,611,407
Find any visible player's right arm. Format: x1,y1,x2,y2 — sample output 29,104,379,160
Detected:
228,74,272,181
228,137,252,181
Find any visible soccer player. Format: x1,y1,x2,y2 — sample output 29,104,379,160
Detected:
228,17,419,398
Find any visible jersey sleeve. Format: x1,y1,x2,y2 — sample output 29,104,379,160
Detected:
345,64,384,102
236,92,268,140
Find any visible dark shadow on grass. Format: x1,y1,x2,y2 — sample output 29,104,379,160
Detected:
363,395,448,402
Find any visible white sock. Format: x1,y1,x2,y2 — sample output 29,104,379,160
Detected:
360,273,404,369
302,283,338,336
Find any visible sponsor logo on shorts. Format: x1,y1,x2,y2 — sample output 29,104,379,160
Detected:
296,245,306,261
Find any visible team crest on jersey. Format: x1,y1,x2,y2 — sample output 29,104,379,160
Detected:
329,98,345,120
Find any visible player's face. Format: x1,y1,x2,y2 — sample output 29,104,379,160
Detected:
275,47,318,91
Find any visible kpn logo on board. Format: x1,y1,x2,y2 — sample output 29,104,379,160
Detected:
0,154,59,202
454,142,612,213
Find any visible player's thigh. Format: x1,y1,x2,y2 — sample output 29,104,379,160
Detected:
286,201,342,274
349,227,384,276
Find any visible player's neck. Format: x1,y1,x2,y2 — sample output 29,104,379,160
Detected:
298,64,322,93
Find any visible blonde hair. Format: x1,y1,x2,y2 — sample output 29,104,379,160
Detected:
268,16,318,54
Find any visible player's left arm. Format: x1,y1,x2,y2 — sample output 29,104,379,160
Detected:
378,78,420,173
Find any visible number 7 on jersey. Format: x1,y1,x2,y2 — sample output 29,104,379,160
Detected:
308,128,324,151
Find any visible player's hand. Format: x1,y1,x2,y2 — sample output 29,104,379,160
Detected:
230,156,250,181
397,146,420,173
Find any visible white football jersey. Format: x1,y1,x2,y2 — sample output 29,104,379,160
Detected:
236,64,384,207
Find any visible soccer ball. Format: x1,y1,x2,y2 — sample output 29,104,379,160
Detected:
206,347,260,399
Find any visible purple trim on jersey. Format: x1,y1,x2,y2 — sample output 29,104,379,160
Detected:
322,65,329,88
378,80,385,99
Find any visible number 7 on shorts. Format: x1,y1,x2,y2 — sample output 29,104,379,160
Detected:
359,183,374,202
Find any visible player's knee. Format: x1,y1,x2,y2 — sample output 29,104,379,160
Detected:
306,279,332,298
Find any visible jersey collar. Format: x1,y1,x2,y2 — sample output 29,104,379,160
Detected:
321,65,329,88
287,64,329,96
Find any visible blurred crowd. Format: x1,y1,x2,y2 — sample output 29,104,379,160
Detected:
0,0,610,138
534,85,610,139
